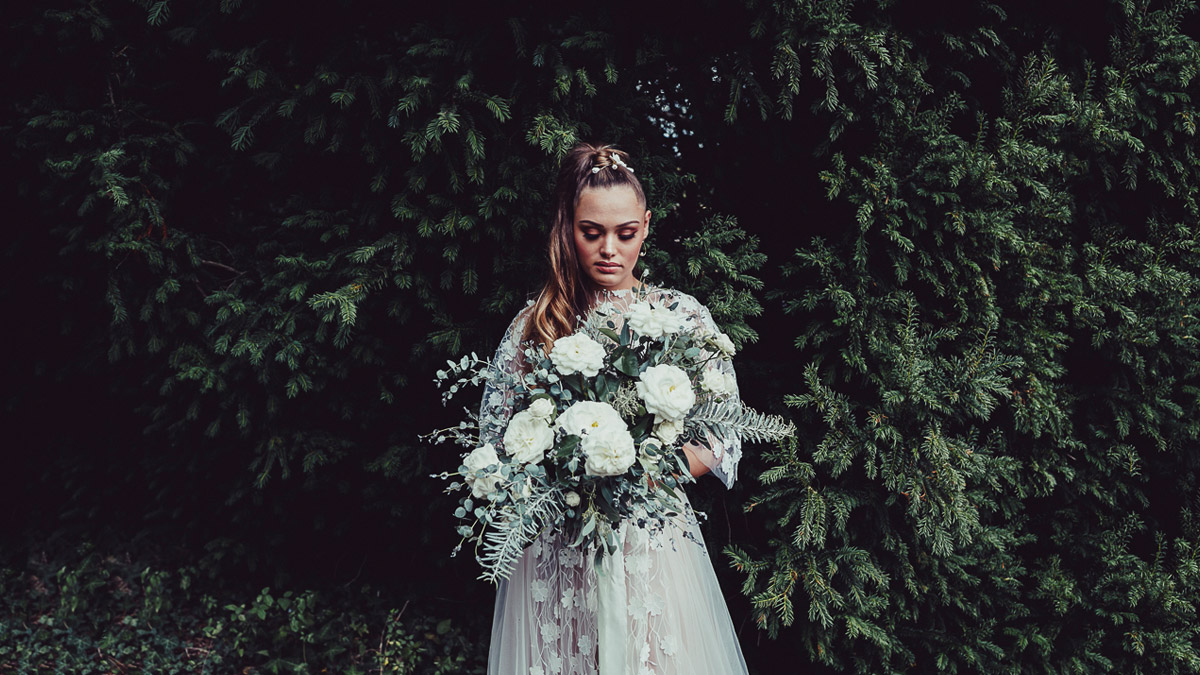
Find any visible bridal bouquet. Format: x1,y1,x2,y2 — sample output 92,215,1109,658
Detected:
428,293,794,583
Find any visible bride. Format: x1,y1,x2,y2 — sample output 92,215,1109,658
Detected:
481,142,750,674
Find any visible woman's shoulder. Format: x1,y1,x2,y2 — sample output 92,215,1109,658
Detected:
640,286,720,330
504,299,536,337
646,286,709,314
486,299,537,364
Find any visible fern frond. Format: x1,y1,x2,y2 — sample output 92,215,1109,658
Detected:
687,400,797,444
478,487,563,584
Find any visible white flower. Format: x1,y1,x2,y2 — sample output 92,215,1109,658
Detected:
528,397,555,420
645,591,665,616
555,401,626,438
652,418,684,445
583,424,637,476
701,369,738,396
462,443,502,499
564,491,581,507
711,331,736,357
503,410,553,464
627,301,684,339
723,372,738,395
636,364,696,423
549,332,606,378
485,390,505,409
639,438,664,470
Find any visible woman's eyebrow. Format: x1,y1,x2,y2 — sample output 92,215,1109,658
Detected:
577,219,641,228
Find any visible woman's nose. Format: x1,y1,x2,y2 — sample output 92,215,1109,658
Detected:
600,235,616,256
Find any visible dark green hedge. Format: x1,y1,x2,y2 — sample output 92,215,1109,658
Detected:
0,543,487,674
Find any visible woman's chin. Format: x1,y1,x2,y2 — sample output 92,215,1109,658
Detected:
587,274,634,291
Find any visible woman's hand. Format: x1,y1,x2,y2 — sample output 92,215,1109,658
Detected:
647,440,712,490
681,440,711,479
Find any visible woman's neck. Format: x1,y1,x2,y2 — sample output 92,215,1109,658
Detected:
586,277,645,295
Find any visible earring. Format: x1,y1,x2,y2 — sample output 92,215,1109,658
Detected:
639,250,646,257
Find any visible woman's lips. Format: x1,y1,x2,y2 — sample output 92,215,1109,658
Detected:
596,262,621,271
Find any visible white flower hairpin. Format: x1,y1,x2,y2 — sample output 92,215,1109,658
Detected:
591,153,635,173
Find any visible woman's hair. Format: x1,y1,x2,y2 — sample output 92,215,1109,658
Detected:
521,142,647,352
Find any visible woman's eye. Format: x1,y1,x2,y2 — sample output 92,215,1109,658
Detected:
580,231,635,241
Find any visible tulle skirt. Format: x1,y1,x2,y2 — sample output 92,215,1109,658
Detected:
487,494,749,675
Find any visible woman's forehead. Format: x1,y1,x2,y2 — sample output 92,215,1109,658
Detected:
575,184,645,216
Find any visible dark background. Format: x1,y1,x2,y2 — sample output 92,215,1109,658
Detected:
3,1,1199,672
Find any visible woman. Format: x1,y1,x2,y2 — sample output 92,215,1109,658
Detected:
481,143,749,674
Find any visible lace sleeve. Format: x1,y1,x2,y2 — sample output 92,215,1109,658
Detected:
671,292,743,489
479,306,533,449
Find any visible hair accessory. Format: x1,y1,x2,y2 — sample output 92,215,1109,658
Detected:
589,152,635,174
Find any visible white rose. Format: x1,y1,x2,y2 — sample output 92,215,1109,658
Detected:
503,410,554,464
640,437,663,456
549,332,606,378
652,418,684,445
636,364,696,423
700,369,723,394
627,301,684,339
555,401,626,438
711,331,736,357
528,397,555,420
564,491,581,507
582,425,637,476
462,443,502,499
701,369,737,396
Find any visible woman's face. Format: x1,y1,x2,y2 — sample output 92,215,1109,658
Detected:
573,184,651,292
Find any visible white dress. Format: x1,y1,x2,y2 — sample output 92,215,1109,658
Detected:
480,287,750,675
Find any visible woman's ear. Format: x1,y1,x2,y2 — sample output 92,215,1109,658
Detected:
642,209,652,243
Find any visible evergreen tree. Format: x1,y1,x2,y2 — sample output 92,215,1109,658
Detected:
725,1,1200,672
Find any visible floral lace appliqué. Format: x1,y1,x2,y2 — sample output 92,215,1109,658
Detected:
484,287,747,675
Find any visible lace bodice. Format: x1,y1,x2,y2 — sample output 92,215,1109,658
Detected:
478,286,742,488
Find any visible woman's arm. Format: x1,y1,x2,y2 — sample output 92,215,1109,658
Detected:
478,307,533,448
676,293,742,488
646,439,709,489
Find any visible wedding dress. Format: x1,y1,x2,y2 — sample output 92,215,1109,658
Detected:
480,287,750,675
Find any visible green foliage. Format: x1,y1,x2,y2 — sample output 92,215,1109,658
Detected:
647,213,768,347
0,544,487,674
9,0,763,500
725,0,1200,672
